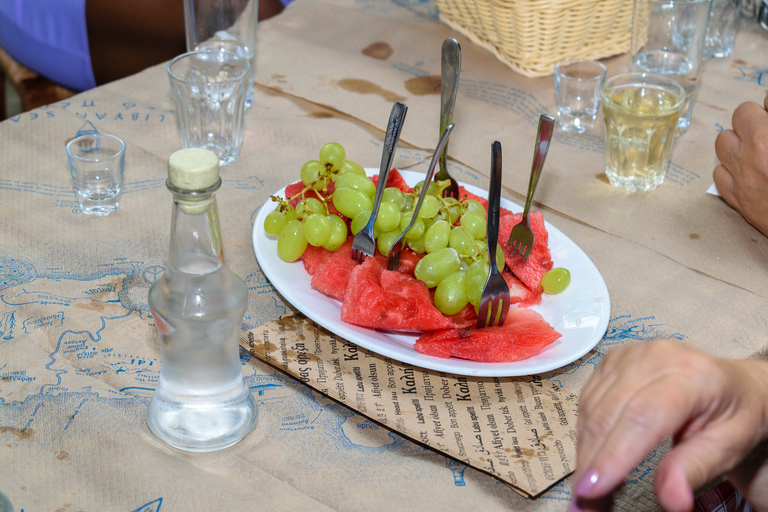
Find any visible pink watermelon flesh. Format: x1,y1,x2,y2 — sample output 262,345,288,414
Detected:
371,168,412,194
310,239,359,301
413,308,561,362
499,210,553,293
340,258,455,333
300,244,333,276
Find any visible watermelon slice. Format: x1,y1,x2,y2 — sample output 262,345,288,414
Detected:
413,308,561,362
373,248,423,277
371,168,412,194
457,185,488,209
340,258,455,333
299,244,334,276
503,270,541,307
499,211,553,293
310,239,359,301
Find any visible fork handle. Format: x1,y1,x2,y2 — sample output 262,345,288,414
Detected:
438,38,461,178
487,141,502,271
522,113,555,221
370,101,408,224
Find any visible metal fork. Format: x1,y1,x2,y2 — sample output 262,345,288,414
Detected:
508,113,555,260
387,123,455,271
477,141,510,329
351,101,408,263
434,38,461,199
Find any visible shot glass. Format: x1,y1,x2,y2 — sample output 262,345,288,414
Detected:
630,0,713,136
601,73,685,192
554,59,607,133
167,49,250,166
704,0,741,59
65,133,126,216
184,0,257,108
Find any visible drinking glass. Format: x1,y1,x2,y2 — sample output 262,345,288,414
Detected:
167,49,250,166
65,133,126,216
554,59,607,133
184,0,258,108
630,0,713,136
601,73,685,192
704,0,740,59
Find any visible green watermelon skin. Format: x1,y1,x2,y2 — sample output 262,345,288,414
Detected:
413,308,561,362
340,258,455,333
499,211,553,293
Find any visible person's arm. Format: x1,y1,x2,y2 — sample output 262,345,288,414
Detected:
714,94,768,237
85,0,285,86
570,340,768,512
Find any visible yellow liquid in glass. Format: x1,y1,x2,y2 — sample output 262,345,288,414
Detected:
602,85,682,192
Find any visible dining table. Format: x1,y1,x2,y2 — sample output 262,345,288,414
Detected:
1,0,767,510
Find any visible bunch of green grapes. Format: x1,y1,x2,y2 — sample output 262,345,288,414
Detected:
265,142,364,262
335,175,506,317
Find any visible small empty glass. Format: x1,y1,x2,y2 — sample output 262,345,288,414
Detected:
167,49,250,166
704,0,741,59
65,133,126,216
554,59,607,133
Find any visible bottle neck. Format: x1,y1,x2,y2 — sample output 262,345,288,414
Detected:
167,191,225,274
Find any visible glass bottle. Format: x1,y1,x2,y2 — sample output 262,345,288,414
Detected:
147,148,257,452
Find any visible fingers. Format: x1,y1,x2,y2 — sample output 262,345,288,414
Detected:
731,101,768,140
713,164,737,209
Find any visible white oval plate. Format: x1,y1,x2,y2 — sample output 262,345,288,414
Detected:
252,169,610,377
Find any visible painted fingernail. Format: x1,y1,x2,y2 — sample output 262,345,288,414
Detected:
575,469,600,497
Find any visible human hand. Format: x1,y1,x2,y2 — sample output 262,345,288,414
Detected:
570,340,768,511
714,94,768,237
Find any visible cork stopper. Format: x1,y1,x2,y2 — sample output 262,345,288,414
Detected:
167,148,220,214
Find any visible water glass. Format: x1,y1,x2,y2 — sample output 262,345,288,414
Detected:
601,73,685,192
184,0,257,108
704,0,740,59
630,0,713,136
167,49,250,166
65,133,126,216
554,59,607,133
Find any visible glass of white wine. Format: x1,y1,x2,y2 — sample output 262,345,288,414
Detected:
600,72,685,192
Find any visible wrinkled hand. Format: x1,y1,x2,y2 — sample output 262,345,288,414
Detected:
570,340,768,512
714,94,768,237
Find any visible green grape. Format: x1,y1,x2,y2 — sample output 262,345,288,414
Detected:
295,197,325,218
541,267,571,294
377,230,400,256
494,245,506,271
264,209,290,235
382,187,405,211
400,212,425,240
463,199,486,219
449,226,478,258
304,213,331,247
300,160,328,190
374,202,401,232
445,202,462,224
434,270,469,315
332,187,372,219
335,172,376,198
414,247,461,288
351,210,371,235
417,195,440,219
460,212,486,239
408,235,426,254
413,180,438,197
319,142,346,172
339,159,366,177
277,219,308,262
467,259,489,307
424,219,451,253
322,215,348,251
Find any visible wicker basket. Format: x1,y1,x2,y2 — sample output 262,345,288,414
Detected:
434,0,634,77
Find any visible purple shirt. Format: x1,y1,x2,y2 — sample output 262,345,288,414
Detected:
0,0,96,91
